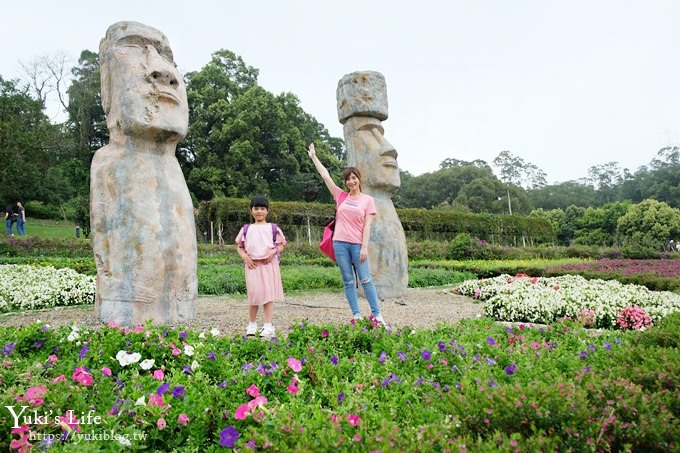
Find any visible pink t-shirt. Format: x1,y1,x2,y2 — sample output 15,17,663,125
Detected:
332,190,376,244
235,223,286,259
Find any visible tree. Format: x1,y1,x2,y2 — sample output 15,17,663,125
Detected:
20,52,72,114
184,49,342,202
617,199,680,250
0,76,66,204
492,150,547,190
527,181,597,210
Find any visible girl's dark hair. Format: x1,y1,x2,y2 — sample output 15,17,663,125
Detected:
343,167,362,190
250,196,269,210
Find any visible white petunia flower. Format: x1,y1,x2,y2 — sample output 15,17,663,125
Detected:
140,359,155,370
183,345,194,356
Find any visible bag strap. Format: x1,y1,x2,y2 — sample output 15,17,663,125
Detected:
272,223,280,262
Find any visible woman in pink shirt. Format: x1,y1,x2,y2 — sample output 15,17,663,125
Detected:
308,143,385,324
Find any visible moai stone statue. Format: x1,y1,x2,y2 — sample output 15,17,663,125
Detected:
90,21,197,326
336,71,408,299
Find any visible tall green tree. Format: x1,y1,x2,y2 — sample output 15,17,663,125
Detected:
63,50,106,232
183,49,342,202
0,76,65,204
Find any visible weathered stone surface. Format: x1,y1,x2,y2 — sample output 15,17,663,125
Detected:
337,70,408,299
336,71,388,124
90,21,197,326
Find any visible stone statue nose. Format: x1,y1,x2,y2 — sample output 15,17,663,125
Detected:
147,70,179,88
145,45,179,88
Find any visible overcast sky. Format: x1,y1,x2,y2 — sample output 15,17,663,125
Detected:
2,0,679,183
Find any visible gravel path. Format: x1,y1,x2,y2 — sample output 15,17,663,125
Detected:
0,287,483,336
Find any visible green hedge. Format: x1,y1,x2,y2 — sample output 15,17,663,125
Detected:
197,197,556,246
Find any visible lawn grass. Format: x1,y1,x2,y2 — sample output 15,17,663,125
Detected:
19,218,82,240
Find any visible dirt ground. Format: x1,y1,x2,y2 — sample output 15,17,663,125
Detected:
0,287,484,336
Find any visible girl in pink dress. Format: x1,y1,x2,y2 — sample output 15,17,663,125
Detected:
235,197,286,338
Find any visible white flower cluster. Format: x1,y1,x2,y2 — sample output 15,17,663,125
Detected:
116,350,142,367
457,274,680,328
0,264,95,312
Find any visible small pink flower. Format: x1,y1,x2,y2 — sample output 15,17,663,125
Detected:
72,367,94,386
153,369,165,380
347,413,360,427
321,330,329,338
101,367,112,377
178,413,189,426
287,357,302,372
286,384,298,395
52,374,66,384
48,354,58,363
148,394,166,408
246,384,260,397
157,417,166,430
108,321,118,327
171,348,181,356
234,403,250,420
134,326,145,333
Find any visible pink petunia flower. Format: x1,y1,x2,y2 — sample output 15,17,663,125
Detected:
72,367,93,386
157,417,167,430
287,357,302,372
246,384,260,397
153,369,165,380
234,403,250,420
101,367,112,377
178,413,190,426
347,413,360,427
286,384,298,395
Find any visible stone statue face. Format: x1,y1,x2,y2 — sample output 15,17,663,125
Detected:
345,116,400,192
100,22,188,139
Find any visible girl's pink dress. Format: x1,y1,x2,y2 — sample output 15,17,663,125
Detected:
235,223,286,305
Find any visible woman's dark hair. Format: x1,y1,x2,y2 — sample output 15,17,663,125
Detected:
250,196,269,210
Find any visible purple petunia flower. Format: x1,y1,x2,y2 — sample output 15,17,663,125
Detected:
157,382,171,395
415,376,424,386
337,391,345,402
218,381,229,388
505,363,517,376
172,386,185,398
421,350,431,361
78,345,89,360
33,340,42,349
3,342,15,356
579,351,588,361
330,355,339,365
604,342,611,351
486,337,496,346
437,341,447,352
207,352,216,360
486,357,496,366
379,351,387,364
397,351,407,362
179,331,188,339
219,426,239,448
489,380,498,388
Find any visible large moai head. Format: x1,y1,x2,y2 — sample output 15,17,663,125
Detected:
99,21,188,141
336,71,400,193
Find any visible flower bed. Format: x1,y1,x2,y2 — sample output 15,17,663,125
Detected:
455,274,680,329
0,265,95,312
2,316,678,451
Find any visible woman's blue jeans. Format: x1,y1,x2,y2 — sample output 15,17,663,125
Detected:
333,240,381,317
